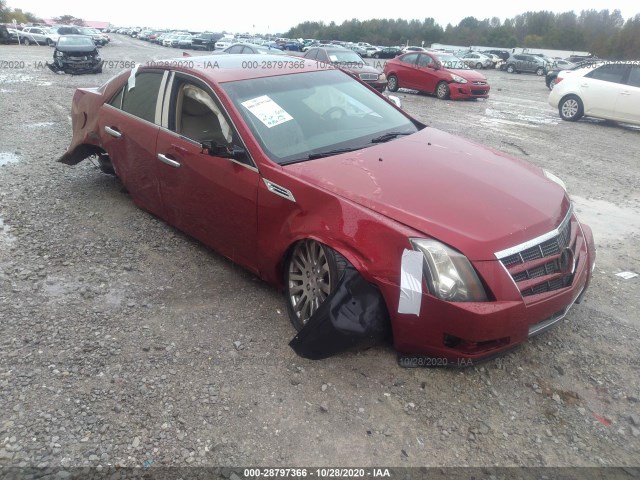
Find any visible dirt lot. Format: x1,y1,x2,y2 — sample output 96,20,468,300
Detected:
1,35,639,470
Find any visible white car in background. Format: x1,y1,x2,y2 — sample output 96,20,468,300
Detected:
549,61,640,125
20,26,60,46
215,36,235,50
460,52,493,69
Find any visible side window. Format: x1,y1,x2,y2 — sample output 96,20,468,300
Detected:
417,54,433,68
173,81,232,145
586,64,628,84
401,53,418,65
172,80,252,166
305,49,317,60
228,45,243,54
627,66,640,88
120,71,164,123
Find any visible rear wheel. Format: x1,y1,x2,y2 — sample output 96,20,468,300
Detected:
285,240,345,331
436,81,450,100
96,153,115,175
506,64,515,73
535,67,545,76
387,74,398,92
475,62,482,69
559,95,584,121
46,38,54,46
22,37,30,46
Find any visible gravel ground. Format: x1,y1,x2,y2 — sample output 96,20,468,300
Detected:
0,35,639,469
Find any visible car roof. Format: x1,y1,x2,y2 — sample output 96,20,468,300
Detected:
143,54,327,83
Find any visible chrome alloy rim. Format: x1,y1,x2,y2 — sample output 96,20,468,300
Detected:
288,241,332,324
388,77,397,90
437,83,447,97
562,99,579,118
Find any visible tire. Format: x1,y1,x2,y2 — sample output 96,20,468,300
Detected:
506,64,515,73
558,95,583,122
387,74,398,92
285,240,346,331
373,53,379,59
22,37,30,46
97,153,115,175
535,67,545,76
436,81,450,100
46,38,54,46
476,62,482,69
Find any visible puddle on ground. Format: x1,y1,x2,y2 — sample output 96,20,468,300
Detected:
0,217,16,245
0,152,19,166
572,196,640,242
0,73,34,84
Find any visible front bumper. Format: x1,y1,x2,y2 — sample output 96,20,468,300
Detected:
378,217,595,362
52,58,103,74
367,80,388,92
449,82,490,99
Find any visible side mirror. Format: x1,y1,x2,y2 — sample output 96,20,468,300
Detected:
202,141,247,161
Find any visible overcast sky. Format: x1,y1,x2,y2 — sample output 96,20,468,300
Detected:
7,0,638,33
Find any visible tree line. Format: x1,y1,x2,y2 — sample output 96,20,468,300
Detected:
285,10,640,59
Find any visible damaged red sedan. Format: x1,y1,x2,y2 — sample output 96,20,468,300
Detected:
60,55,595,363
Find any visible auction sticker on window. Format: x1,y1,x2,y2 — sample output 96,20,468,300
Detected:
241,95,293,128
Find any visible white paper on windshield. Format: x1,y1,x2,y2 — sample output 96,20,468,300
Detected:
329,55,338,62
241,95,293,128
398,249,423,316
127,63,140,91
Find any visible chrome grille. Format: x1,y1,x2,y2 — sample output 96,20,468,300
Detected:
472,81,487,85
496,208,577,297
359,73,378,81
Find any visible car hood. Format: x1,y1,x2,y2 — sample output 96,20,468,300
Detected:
284,128,569,260
448,68,487,81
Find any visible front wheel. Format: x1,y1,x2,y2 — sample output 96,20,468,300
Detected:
285,240,344,331
387,74,398,92
373,53,379,59
536,67,545,76
47,38,54,46
559,95,584,122
506,64,515,73
476,62,482,69
22,37,30,46
436,81,450,100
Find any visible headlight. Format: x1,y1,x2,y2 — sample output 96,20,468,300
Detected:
410,238,488,302
450,74,467,84
379,73,387,82
543,169,567,192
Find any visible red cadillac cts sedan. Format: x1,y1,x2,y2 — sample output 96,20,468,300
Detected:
60,55,595,362
384,52,490,100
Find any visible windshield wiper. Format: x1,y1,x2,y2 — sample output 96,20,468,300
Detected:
370,132,413,143
279,147,366,165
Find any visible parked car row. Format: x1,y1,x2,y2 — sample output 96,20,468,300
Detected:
0,24,109,47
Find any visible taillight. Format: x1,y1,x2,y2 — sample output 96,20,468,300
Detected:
555,77,564,85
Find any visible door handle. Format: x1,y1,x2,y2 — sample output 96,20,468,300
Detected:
620,91,632,96
105,126,122,138
580,83,589,88
157,153,181,168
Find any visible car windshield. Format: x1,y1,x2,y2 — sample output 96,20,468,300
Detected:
434,54,469,69
222,69,419,165
58,36,94,47
325,50,363,63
